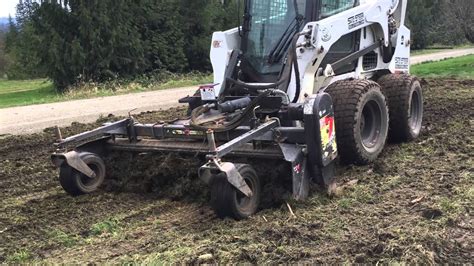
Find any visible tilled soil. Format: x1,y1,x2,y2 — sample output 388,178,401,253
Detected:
0,80,473,263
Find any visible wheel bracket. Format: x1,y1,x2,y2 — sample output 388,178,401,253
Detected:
199,159,253,197
51,151,96,178
279,143,310,200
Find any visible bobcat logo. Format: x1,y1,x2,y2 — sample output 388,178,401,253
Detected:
213,40,223,48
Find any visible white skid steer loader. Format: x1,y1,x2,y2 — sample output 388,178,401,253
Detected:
52,0,423,220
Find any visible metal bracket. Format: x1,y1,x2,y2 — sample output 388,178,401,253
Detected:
213,119,279,158
279,143,310,200
51,151,95,178
55,119,129,148
198,120,279,197
198,159,252,197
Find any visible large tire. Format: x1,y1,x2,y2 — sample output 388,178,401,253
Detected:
59,153,106,196
378,74,423,142
326,80,389,165
210,164,261,220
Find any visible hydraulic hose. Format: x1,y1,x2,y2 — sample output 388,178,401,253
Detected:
190,90,271,133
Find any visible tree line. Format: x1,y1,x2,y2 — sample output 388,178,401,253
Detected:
0,0,472,91
2,0,241,90
408,0,473,49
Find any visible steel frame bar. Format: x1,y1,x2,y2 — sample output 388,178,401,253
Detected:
213,119,279,158
56,119,130,148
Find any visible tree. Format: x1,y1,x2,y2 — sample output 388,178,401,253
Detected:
407,0,473,49
428,0,465,46
449,0,474,43
407,0,436,49
0,29,10,77
5,4,46,80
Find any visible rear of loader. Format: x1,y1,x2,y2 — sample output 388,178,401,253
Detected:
50,0,424,219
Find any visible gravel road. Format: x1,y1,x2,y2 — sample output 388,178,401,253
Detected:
410,48,474,64
1,48,473,135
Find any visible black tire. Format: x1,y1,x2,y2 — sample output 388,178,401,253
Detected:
326,79,389,165
378,74,423,142
210,164,261,220
59,153,106,196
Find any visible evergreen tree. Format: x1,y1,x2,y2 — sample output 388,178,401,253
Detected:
450,0,474,43
5,3,45,79
429,0,465,46
407,0,434,49
3,0,469,90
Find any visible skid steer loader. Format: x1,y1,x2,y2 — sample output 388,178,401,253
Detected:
51,0,423,219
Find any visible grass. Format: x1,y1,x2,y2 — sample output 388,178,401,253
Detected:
411,44,474,56
6,249,31,263
47,229,78,247
0,79,58,108
411,54,474,79
90,218,121,236
0,72,212,109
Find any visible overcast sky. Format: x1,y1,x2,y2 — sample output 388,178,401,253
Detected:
0,0,17,18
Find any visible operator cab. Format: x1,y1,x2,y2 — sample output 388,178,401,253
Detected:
239,0,360,83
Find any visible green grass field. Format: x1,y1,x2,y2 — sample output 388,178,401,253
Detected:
411,54,474,79
0,79,58,108
0,74,212,109
411,44,474,56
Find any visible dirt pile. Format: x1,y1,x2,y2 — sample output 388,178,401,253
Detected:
0,80,472,263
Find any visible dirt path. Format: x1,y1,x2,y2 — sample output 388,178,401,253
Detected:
410,48,474,64
1,48,473,135
0,86,197,135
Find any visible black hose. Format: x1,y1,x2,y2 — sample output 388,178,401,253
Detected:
190,90,271,132
291,33,301,103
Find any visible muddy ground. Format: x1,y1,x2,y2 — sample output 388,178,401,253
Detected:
0,79,472,263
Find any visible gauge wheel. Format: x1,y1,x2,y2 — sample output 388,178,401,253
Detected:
59,152,106,196
210,164,261,220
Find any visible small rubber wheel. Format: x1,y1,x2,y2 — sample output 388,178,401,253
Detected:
378,74,424,142
326,79,389,165
59,153,106,196
210,164,261,220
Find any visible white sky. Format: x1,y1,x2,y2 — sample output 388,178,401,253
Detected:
0,0,18,17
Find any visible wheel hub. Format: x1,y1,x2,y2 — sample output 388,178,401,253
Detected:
360,100,383,150
79,164,101,187
408,90,422,131
236,176,255,211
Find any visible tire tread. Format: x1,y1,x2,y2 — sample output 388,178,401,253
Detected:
378,74,422,141
326,79,388,165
